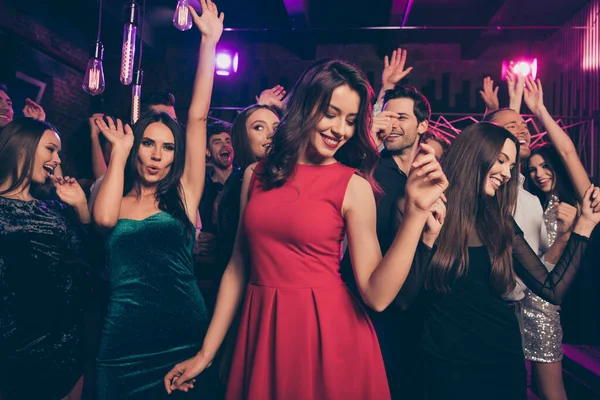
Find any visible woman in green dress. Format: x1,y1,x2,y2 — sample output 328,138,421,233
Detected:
92,1,223,398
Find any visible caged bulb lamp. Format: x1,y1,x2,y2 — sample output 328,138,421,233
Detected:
82,41,106,96
173,0,193,31
121,1,140,85
131,70,143,124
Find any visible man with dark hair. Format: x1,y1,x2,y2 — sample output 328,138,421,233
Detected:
0,84,14,129
341,84,434,399
140,91,177,120
195,120,237,309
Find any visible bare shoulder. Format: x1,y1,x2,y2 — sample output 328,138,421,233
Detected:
242,162,259,184
347,173,372,195
343,173,375,214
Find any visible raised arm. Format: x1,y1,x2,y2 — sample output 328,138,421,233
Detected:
165,164,254,393
514,185,600,304
92,118,134,230
374,48,413,112
346,144,447,312
90,113,108,180
506,70,524,112
524,77,591,201
479,76,500,114
180,0,224,218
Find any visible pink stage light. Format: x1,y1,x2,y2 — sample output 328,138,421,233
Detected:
215,50,239,76
502,58,538,80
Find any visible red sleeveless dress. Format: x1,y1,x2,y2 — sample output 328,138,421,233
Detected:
225,162,390,400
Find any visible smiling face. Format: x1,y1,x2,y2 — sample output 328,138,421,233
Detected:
207,132,234,170
136,122,175,185
382,97,427,153
484,138,517,197
0,90,14,128
31,130,62,183
489,109,531,159
303,84,360,164
528,154,555,193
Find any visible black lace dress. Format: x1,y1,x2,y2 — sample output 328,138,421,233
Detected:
0,196,91,399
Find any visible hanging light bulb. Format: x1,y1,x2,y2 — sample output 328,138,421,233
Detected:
131,69,143,124
173,0,193,31
83,0,105,96
121,1,139,85
82,41,105,96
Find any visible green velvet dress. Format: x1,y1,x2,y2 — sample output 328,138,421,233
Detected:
97,211,209,399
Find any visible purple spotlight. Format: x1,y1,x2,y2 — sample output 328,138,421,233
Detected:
215,50,239,76
216,53,232,69
233,53,239,73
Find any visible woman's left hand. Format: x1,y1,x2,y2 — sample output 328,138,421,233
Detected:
188,0,224,44
580,184,600,224
405,143,449,214
50,175,87,208
23,98,46,121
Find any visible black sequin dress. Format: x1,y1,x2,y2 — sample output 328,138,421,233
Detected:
0,196,90,399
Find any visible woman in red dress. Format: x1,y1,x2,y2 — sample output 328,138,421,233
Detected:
165,59,447,399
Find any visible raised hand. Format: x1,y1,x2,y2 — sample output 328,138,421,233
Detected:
579,184,600,225
256,85,286,110
405,143,449,214
382,48,413,90
523,76,546,116
480,77,499,112
555,202,578,236
50,175,87,208
370,111,398,147
89,113,105,138
23,98,46,121
188,0,224,44
506,70,524,112
94,117,134,158
164,350,213,394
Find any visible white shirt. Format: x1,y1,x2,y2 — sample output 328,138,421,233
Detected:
505,174,550,301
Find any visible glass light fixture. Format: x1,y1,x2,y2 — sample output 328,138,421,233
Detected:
173,0,193,31
121,1,139,85
82,41,105,96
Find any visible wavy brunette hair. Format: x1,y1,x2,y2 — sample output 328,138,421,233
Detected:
260,59,379,192
124,112,194,238
427,122,521,295
0,118,58,196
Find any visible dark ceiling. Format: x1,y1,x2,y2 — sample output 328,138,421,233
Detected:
19,0,593,60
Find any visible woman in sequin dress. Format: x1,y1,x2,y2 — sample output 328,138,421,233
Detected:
0,118,92,400
526,144,588,399
520,76,594,400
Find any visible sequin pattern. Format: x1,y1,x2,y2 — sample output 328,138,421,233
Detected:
522,194,563,363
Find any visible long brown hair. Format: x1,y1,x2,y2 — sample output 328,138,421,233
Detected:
427,122,520,295
261,59,379,193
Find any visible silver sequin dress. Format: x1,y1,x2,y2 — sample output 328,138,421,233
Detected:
522,194,563,363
